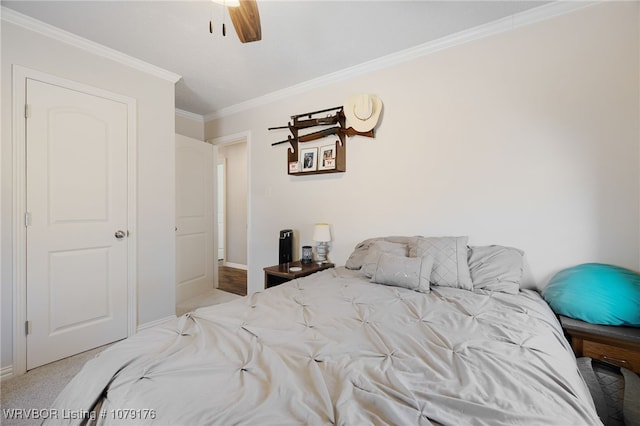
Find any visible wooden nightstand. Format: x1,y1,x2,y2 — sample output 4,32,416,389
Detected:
263,261,334,289
560,315,640,373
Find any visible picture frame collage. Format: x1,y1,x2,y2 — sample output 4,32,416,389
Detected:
298,144,336,172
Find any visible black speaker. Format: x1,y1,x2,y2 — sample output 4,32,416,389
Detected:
279,229,293,264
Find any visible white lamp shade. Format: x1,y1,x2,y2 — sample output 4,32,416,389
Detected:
313,223,331,242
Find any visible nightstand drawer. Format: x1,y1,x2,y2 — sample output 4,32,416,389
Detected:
583,340,640,373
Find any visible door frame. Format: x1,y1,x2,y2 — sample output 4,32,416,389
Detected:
12,65,138,375
209,131,251,293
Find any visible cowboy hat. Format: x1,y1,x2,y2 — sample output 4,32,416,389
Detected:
344,94,383,132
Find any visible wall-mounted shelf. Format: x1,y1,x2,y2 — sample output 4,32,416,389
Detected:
287,112,346,176
269,105,374,176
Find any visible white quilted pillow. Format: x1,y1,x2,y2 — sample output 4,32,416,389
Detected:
361,240,409,278
345,236,418,270
371,253,434,293
409,236,473,291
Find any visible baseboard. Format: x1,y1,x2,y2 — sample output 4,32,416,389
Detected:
223,262,247,270
1,365,14,381
136,315,176,333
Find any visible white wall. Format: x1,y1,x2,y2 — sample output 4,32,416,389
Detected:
1,21,177,371
206,2,640,294
176,112,205,141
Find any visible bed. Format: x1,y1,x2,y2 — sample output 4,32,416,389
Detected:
46,236,602,425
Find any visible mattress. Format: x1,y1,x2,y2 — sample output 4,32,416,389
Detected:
46,267,601,425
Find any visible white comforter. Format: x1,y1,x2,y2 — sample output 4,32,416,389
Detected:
47,267,601,425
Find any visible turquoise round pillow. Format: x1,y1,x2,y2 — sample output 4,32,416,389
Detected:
543,263,640,326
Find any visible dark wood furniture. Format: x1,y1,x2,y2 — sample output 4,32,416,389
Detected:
287,115,346,176
560,315,640,373
263,261,335,288
218,265,247,296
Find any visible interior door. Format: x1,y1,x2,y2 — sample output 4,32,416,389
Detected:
26,78,129,370
175,135,214,305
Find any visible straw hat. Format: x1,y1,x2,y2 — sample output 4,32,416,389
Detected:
344,94,383,132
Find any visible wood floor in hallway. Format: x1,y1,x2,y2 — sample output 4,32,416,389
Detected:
218,265,247,296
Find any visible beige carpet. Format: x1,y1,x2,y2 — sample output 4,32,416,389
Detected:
176,288,241,316
0,344,114,426
1,288,242,426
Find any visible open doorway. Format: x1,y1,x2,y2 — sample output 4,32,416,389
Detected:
217,160,226,262
212,133,249,296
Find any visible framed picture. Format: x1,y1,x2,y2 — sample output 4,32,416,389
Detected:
319,144,336,170
288,161,300,173
300,147,317,172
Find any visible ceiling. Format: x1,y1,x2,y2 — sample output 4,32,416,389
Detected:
2,0,548,117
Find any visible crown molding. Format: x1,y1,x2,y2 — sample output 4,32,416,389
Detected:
1,6,182,83
204,0,596,121
175,108,204,122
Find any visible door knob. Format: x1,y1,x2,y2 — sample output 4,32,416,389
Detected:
114,230,126,239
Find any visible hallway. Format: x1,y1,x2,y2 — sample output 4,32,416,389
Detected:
218,265,247,296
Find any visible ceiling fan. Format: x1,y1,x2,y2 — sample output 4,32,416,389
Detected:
211,0,262,43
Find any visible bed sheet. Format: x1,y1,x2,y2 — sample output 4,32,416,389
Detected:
46,267,601,425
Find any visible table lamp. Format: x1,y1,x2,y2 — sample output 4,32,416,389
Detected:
313,223,331,263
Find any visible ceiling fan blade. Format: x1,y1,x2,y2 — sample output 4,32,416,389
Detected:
228,0,262,43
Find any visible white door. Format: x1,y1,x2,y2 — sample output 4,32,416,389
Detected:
175,135,214,304
26,78,129,370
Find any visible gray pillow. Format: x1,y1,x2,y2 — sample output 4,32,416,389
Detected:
361,240,409,277
409,236,473,291
468,245,524,294
345,236,418,270
371,253,434,293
